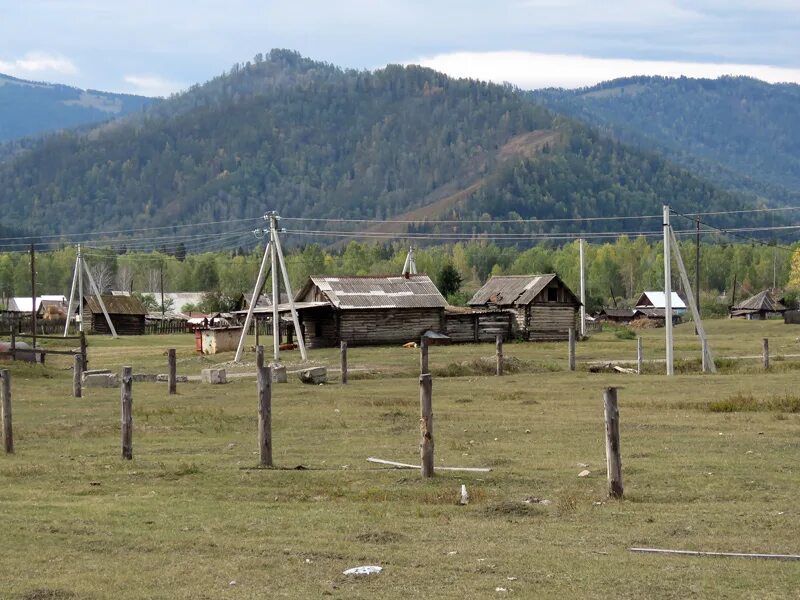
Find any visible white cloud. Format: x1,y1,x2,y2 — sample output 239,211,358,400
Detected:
412,51,800,89
0,51,78,78
122,74,185,97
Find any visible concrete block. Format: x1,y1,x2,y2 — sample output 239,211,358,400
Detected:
299,366,327,385
156,374,189,383
268,362,288,383
201,368,227,384
83,373,119,388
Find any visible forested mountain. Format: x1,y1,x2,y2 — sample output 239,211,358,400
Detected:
0,73,153,143
0,51,768,240
531,76,800,203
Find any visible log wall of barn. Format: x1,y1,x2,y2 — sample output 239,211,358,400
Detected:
445,312,513,342
339,308,444,346
526,305,578,341
300,310,338,349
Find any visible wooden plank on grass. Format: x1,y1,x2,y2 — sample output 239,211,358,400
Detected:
367,457,491,472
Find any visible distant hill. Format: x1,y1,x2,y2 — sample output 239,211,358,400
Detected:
0,51,768,241
531,76,800,203
0,73,154,143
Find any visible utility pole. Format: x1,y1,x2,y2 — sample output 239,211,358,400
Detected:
160,263,165,318
269,213,280,361
78,244,83,332
663,205,673,376
695,218,700,335
579,238,586,338
30,244,36,350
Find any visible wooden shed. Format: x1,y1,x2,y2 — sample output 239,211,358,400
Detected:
294,275,448,348
730,290,786,320
468,274,580,341
82,294,146,335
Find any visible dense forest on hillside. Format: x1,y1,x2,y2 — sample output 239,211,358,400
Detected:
1,237,793,316
531,76,800,203
0,51,770,241
0,73,152,143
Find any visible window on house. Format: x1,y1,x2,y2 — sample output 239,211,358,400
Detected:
547,287,558,302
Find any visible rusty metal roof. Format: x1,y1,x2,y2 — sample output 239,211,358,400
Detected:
468,274,574,307
298,275,447,310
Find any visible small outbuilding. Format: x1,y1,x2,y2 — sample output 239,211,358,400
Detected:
468,274,580,341
730,290,786,320
82,294,147,335
294,275,448,348
635,291,687,315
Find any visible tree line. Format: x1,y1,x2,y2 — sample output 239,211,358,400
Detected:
0,237,794,316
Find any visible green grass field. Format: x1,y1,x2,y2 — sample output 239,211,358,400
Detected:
2,319,799,599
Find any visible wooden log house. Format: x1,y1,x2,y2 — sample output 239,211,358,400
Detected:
294,275,449,348
82,294,147,335
468,274,580,341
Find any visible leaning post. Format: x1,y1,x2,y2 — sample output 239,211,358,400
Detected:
603,387,623,498
419,373,434,477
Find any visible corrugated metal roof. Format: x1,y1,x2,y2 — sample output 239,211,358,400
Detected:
731,290,786,312
299,275,447,310
468,274,561,307
84,294,146,315
635,291,686,310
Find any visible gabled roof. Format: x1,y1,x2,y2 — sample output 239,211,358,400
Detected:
731,290,786,313
297,275,447,310
7,295,67,312
468,274,579,307
635,291,686,310
84,294,146,316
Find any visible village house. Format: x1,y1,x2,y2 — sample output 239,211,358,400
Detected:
468,274,580,341
293,275,448,348
730,290,786,320
82,294,147,335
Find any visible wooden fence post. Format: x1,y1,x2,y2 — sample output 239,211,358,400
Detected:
496,334,503,376
80,331,87,371
762,338,769,370
637,337,643,375
603,387,623,498
1,369,13,454
120,366,133,460
419,373,433,477
568,327,576,371
10,330,15,361
167,348,177,395
340,341,348,384
73,354,82,398
257,345,272,467
701,338,710,373
420,337,429,375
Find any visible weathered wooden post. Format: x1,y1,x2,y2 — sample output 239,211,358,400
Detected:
419,373,433,477
603,387,623,498
80,331,87,371
762,338,769,370
420,337,429,375
701,338,710,373
496,334,503,376
167,348,177,395
73,354,82,398
340,341,348,384
1,369,13,454
10,330,15,361
256,345,272,467
568,327,576,371
636,336,643,375
120,366,133,460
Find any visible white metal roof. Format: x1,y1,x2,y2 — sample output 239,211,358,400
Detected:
635,291,686,310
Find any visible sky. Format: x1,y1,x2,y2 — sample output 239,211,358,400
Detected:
1,0,799,96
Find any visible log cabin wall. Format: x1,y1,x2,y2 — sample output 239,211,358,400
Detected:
339,308,443,346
